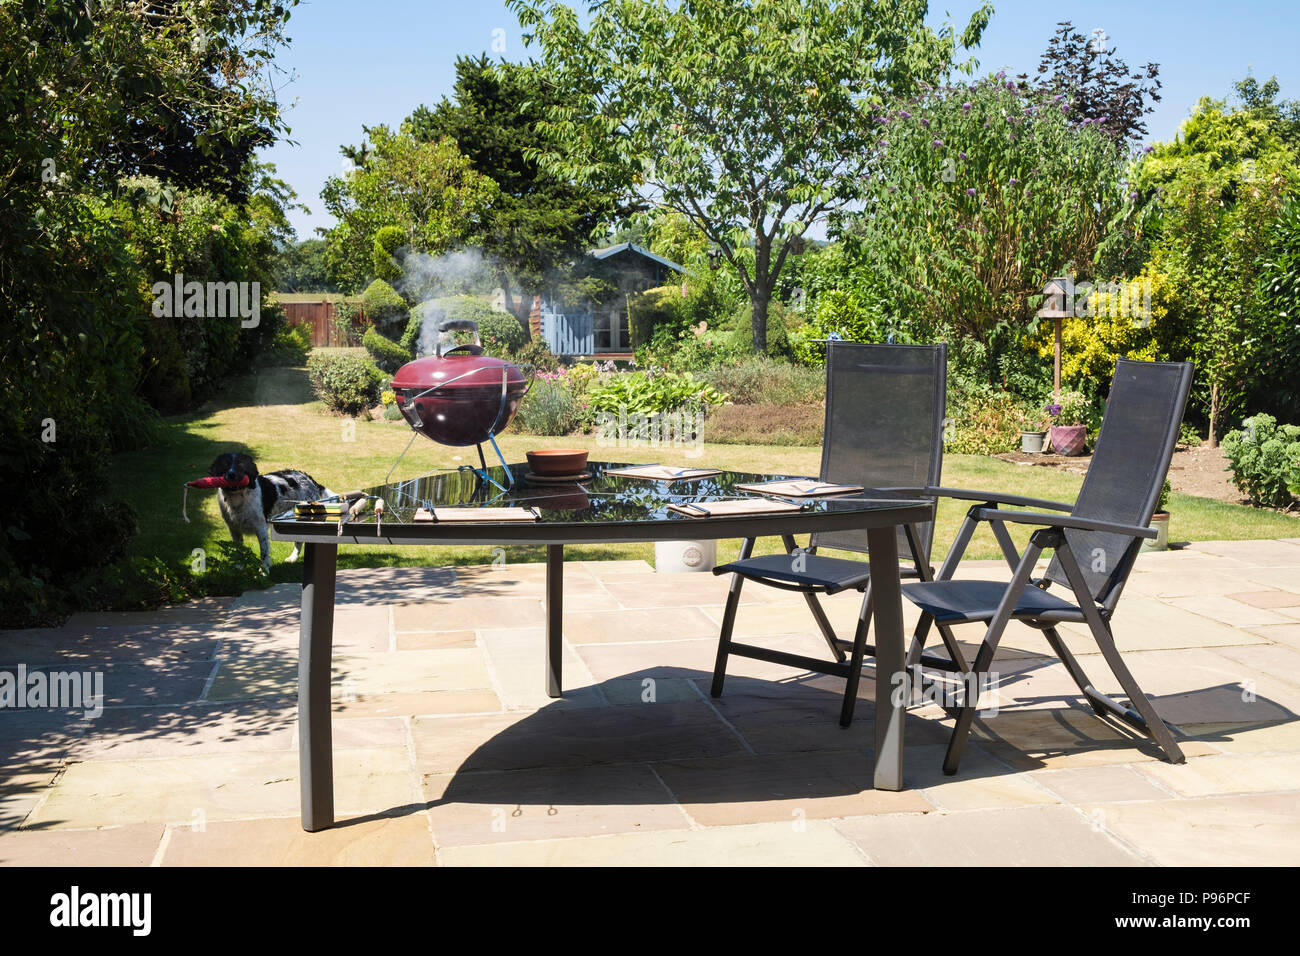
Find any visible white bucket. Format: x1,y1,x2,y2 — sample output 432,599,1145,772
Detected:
655,539,717,573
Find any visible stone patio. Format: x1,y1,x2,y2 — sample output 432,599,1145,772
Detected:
2,539,1299,866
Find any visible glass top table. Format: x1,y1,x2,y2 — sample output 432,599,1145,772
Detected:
271,462,933,831
270,460,932,545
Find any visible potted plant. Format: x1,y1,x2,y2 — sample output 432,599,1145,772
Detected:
1018,404,1050,453
1144,477,1172,551
1046,391,1091,456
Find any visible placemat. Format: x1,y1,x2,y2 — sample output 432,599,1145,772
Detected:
604,464,721,482
667,498,805,518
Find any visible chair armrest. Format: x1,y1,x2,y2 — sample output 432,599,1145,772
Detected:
925,486,1076,512
971,508,1158,540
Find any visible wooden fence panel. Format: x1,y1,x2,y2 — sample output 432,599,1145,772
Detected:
281,300,369,347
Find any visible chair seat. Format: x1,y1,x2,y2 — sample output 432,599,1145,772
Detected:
900,579,1087,624
714,553,880,594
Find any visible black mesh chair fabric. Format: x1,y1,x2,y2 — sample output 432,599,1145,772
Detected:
715,552,872,594
812,342,947,559
1044,359,1195,603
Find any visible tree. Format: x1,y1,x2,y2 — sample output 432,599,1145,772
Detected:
850,74,1146,343
407,56,617,322
277,239,338,292
1138,87,1300,443
509,0,992,353
1031,21,1161,143
319,125,498,292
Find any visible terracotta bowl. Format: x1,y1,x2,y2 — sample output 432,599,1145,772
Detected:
526,448,589,477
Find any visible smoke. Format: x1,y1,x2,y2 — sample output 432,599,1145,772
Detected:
390,247,496,357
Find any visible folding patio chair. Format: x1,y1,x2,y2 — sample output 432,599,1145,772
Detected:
709,342,957,727
901,358,1195,774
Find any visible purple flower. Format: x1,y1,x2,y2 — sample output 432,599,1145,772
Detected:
888,185,898,193
931,139,945,147
1143,145,1154,153
878,139,889,147
898,110,911,119
1008,177,1019,185
995,70,1006,79
965,187,977,196
1025,106,1037,115
1129,191,1139,199
962,101,972,112
1060,104,1070,113
920,117,930,128
959,152,967,160
1006,81,1016,91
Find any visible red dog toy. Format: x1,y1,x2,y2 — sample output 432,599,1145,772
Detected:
182,474,250,522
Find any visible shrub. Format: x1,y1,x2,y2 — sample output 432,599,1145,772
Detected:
399,306,426,355
1045,390,1094,428
512,339,561,372
698,356,824,406
363,326,412,373
478,310,529,353
1222,413,1300,508
628,284,687,347
333,299,363,346
263,321,312,366
947,387,1024,455
361,278,408,335
720,301,799,360
307,351,384,415
372,225,406,281
588,370,726,417
791,288,889,365
514,378,582,435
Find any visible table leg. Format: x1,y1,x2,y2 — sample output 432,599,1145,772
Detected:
299,541,337,831
866,527,905,791
546,544,563,697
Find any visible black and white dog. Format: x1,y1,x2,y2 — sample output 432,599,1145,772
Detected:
208,453,333,571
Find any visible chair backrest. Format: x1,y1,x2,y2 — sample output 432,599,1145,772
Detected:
1045,358,1194,604
811,342,947,562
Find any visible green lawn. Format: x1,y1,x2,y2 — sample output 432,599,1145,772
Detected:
108,363,1299,587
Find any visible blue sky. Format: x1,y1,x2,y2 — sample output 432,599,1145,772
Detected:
260,0,1300,239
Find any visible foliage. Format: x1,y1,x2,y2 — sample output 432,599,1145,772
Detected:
1032,21,1162,142
264,322,313,366
588,370,726,417
1045,390,1094,428
320,125,497,292
1157,478,1172,515
306,352,385,416
511,0,991,352
1221,414,1300,509
1257,196,1300,421
361,278,409,335
850,73,1149,342
512,339,561,373
513,378,583,436
628,285,688,348
407,55,617,315
946,387,1024,456
1033,267,1164,393
81,542,271,613
277,238,339,292
363,327,413,373
0,0,298,627
477,310,530,354
1136,85,1300,441
372,225,408,282
698,356,825,407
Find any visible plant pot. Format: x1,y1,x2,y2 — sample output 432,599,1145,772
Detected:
1020,430,1047,453
655,539,717,573
1049,424,1088,457
1142,512,1170,552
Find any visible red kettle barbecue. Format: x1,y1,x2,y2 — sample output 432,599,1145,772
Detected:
390,317,531,487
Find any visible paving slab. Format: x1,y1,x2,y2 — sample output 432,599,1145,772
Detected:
27,747,412,828
477,627,604,711
834,804,1147,866
412,702,744,775
437,819,868,866
69,701,296,761
1190,539,1300,567
1082,793,1300,866
331,689,501,718
1163,594,1294,628
162,813,436,866
1228,590,1300,609
1031,765,1175,804
0,823,164,866
1134,751,1300,797
423,763,690,846
1179,719,1300,754
652,750,933,825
